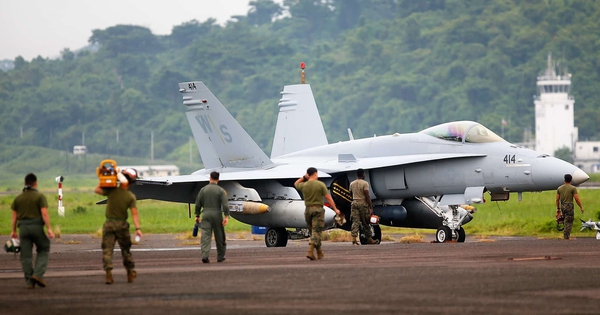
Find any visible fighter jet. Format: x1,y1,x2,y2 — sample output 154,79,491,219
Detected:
131,81,589,246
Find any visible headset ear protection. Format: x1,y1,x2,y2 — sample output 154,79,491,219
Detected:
118,168,138,185
4,238,20,253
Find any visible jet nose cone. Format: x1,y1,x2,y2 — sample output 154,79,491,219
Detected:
571,168,589,186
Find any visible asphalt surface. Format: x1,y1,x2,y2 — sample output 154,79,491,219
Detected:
1,233,599,315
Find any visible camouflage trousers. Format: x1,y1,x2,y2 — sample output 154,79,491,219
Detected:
351,201,372,239
561,203,575,239
305,206,325,248
102,220,135,271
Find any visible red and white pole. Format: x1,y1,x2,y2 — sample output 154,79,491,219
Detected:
56,176,65,217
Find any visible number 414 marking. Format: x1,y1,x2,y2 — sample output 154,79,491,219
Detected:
503,155,516,164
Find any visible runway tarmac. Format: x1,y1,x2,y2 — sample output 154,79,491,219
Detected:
1,234,599,315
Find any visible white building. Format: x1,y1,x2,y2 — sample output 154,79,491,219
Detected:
119,165,180,177
534,53,576,155
534,53,600,173
574,141,600,173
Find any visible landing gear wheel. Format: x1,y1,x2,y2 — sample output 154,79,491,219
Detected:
456,227,466,242
359,224,382,245
435,226,452,243
265,227,288,247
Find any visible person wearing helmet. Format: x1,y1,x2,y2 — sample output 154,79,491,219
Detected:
11,173,55,289
94,168,142,284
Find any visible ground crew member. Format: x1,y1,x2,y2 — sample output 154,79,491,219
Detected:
10,173,55,289
349,168,379,245
556,174,584,240
94,168,141,284
195,171,229,263
294,167,341,260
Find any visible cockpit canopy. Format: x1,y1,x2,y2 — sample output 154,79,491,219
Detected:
419,121,505,143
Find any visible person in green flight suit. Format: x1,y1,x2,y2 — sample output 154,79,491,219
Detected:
195,171,230,263
11,173,55,289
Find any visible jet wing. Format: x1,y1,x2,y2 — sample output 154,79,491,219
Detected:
317,153,487,173
131,168,331,203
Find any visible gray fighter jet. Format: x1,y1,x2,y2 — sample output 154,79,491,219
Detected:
131,81,589,246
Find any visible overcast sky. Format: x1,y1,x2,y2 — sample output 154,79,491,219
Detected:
0,0,255,61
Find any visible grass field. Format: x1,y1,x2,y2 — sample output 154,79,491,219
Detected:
1,172,599,238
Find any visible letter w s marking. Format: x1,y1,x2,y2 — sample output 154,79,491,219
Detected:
195,115,212,133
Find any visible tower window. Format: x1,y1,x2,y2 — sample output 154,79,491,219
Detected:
565,105,569,110
594,147,598,153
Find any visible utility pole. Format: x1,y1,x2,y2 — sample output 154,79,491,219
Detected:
151,131,154,162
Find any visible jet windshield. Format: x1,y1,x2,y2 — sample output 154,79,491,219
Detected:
419,121,505,143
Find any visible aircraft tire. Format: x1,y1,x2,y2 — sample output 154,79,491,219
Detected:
457,227,466,242
359,224,382,245
265,227,288,247
435,226,452,243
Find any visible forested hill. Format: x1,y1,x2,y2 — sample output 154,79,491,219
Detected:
2,0,600,165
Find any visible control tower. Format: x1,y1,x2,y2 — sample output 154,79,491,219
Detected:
534,53,577,155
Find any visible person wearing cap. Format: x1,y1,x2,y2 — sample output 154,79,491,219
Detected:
195,171,230,263
294,167,341,260
11,173,55,289
349,168,379,245
94,168,141,284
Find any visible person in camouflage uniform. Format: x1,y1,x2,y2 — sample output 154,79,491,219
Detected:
556,174,584,240
94,168,142,284
349,168,379,245
11,173,55,289
295,167,341,260
195,171,230,264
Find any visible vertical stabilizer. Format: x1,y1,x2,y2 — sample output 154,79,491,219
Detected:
180,81,274,169
270,84,328,158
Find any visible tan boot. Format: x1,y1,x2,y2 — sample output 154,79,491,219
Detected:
316,246,324,260
105,271,113,284
366,237,380,245
127,270,137,283
352,237,360,245
306,244,316,260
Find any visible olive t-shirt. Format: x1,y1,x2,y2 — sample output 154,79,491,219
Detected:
349,179,369,200
101,187,137,220
11,189,48,220
296,180,328,207
557,184,578,204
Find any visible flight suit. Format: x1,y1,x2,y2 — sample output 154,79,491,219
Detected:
195,183,229,261
11,188,50,287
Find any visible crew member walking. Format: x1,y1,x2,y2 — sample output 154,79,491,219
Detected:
11,173,55,289
556,174,584,240
195,171,230,263
94,168,141,284
349,168,379,245
295,167,341,260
